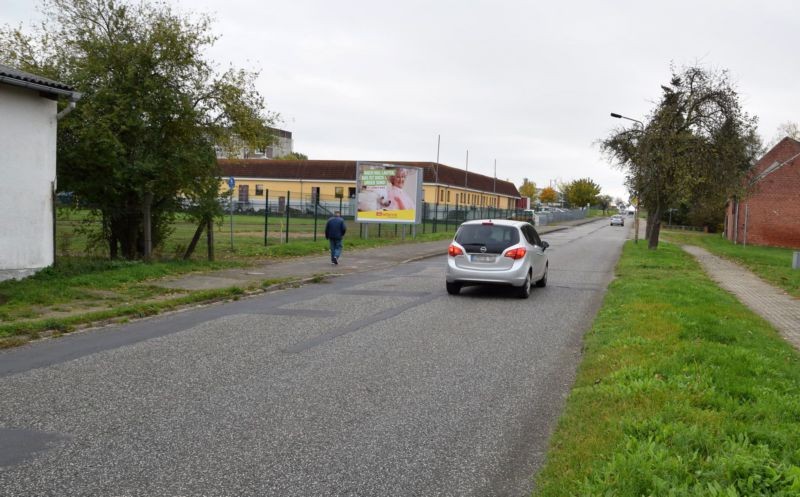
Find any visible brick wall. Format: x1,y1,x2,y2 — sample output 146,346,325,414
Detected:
726,138,800,249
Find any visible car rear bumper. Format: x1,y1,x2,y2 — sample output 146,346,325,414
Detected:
445,258,530,286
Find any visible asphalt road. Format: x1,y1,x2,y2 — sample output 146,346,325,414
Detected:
0,219,629,496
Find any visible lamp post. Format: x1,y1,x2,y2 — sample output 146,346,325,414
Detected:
610,112,644,243
610,112,644,128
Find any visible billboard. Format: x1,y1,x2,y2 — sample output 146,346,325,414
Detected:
355,162,423,224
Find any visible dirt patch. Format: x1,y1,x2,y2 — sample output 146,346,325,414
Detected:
84,289,121,299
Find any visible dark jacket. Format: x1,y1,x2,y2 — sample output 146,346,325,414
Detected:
325,216,347,239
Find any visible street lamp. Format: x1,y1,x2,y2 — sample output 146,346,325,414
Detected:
610,112,645,243
610,112,644,128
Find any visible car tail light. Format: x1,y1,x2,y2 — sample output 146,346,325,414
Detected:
504,247,527,260
448,244,464,257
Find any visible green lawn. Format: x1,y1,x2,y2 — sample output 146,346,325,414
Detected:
663,230,800,298
0,258,249,346
534,241,800,496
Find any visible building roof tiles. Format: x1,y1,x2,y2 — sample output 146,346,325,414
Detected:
218,159,521,197
0,63,79,97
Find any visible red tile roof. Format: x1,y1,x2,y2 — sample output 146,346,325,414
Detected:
218,159,521,197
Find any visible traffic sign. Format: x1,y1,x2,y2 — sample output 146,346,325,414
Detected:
227,176,235,189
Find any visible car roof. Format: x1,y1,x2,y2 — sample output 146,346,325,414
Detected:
459,219,528,228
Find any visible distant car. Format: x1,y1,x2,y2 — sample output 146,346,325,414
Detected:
610,215,625,226
446,219,549,298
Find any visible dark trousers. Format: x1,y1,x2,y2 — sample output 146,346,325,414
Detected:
329,238,343,260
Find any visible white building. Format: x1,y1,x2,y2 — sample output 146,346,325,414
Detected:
214,127,294,159
0,64,81,281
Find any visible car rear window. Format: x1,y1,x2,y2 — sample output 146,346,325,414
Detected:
455,225,520,254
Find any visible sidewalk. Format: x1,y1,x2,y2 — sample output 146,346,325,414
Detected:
155,217,603,292
682,245,800,350
635,218,800,349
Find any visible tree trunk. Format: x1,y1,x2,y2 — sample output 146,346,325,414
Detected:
183,219,205,260
206,218,214,261
645,210,656,240
110,232,118,260
647,205,663,249
143,192,153,260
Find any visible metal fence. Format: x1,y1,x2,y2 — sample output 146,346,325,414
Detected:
534,208,590,227
55,191,586,257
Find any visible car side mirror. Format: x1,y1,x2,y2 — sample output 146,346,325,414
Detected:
541,241,549,250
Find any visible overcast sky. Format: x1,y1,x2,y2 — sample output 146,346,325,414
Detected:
4,0,798,200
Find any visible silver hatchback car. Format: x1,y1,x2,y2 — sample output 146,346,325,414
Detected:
446,219,549,298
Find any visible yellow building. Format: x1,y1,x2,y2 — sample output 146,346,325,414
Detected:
218,159,522,212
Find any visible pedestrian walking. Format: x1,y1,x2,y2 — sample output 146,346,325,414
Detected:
324,210,347,265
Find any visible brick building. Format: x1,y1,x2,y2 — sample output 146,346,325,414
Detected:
725,137,800,248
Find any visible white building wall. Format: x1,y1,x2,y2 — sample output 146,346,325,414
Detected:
0,84,58,280
270,135,293,158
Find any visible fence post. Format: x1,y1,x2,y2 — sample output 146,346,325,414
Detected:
285,191,290,244
207,218,215,261
264,188,269,247
313,199,319,241
422,203,427,234
229,190,234,251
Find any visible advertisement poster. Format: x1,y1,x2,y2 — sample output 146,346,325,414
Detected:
355,162,422,224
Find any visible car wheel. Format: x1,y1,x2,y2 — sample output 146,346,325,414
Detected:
518,272,531,299
535,263,548,288
446,282,462,295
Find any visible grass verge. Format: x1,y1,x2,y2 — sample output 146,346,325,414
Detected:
0,233,452,348
0,287,246,348
534,241,800,496
662,230,800,298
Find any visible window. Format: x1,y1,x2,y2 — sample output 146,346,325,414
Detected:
311,187,320,204
348,187,356,198
455,225,520,254
255,184,264,196
335,187,344,199
447,191,451,202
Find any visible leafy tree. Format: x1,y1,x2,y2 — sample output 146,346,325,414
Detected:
597,194,613,215
518,178,537,204
602,65,760,249
562,178,601,208
1,0,275,259
276,152,309,160
539,186,558,204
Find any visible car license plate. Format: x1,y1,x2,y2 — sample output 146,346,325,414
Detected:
472,254,494,262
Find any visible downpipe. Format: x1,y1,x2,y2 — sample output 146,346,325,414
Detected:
56,101,76,120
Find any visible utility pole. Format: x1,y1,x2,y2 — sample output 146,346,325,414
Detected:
465,150,469,188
